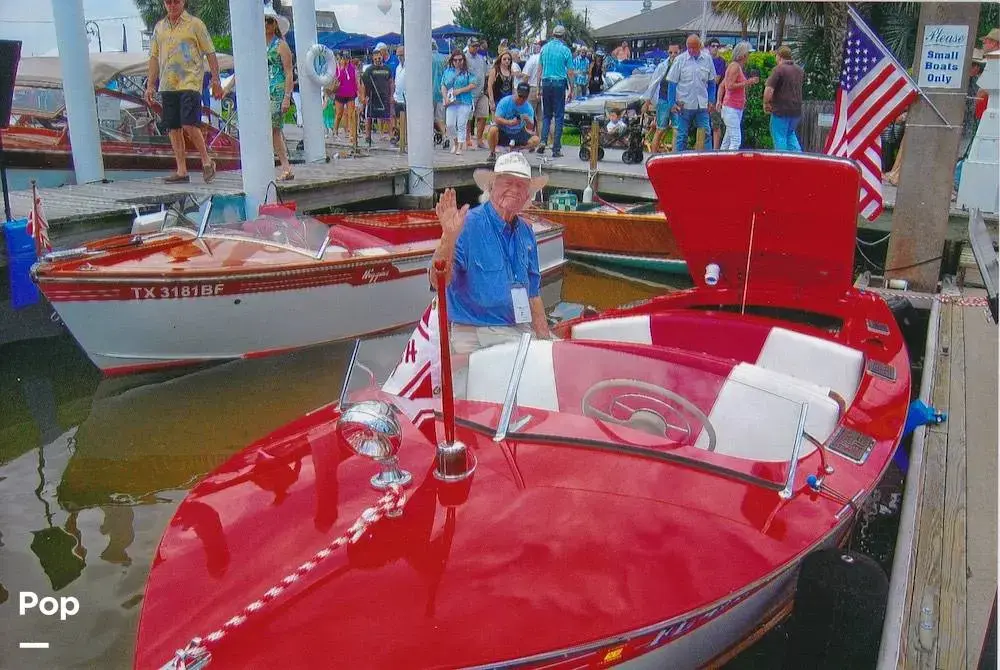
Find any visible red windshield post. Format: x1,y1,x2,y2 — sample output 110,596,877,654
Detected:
434,259,456,445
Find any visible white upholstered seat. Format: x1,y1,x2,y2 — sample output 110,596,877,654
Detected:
755,327,864,406
694,363,841,462
466,340,560,411
570,315,652,345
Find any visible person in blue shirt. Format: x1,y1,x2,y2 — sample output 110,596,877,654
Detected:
440,51,479,156
535,24,574,158
431,40,449,147
432,152,553,361
485,82,539,160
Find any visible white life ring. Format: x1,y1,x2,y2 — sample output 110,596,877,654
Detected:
304,44,335,87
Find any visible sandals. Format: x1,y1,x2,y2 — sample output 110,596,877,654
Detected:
202,161,217,183
277,169,295,181
163,173,190,183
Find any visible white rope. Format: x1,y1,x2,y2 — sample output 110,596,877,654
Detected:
162,485,406,669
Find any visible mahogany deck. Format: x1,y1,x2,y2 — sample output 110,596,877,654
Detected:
895,291,997,669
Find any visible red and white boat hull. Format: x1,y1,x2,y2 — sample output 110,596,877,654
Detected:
43,234,565,375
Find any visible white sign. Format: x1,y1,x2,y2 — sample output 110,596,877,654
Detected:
917,24,969,89
96,95,122,122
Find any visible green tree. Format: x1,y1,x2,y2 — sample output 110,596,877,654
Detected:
134,0,287,36
712,1,795,46
451,0,517,53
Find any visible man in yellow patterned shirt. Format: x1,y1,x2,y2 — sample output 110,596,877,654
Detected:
144,0,223,183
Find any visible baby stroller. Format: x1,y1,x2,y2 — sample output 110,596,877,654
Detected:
578,100,646,164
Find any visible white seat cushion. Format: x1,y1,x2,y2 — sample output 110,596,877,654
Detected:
756,327,864,406
466,340,559,411
695,363,841,462
570,315,652,344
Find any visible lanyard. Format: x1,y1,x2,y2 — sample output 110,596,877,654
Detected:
489,214,523,285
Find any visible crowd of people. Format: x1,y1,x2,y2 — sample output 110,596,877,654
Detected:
158,0,994,185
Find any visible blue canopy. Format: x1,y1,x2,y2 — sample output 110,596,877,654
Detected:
432,24,480,38
373,32,402,47
337,34,377,51
285,30,353,52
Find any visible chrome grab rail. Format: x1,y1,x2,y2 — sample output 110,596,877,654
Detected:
778,402,809,499
494,332,534,442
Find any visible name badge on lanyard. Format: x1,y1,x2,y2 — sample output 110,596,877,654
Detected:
511,283,531,324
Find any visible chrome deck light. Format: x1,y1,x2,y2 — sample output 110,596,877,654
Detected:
337,400,412,490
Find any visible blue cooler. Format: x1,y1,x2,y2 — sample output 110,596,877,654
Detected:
4,217,41,309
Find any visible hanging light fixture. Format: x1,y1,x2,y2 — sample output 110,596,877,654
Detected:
377,0,392,15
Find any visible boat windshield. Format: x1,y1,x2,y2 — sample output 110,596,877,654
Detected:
12,86,65,117
158,196,333,257
345,333,814,494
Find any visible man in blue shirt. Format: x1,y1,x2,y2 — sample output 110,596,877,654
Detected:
535,24,574,158
485,82,539,161
432,153,553,359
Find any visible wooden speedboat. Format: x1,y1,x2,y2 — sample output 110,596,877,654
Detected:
535,202,685,275
3,53,240,173
32,201,565,376
134,153,909,669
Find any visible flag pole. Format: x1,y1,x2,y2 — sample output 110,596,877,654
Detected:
432,259,474,482
847,4,953,127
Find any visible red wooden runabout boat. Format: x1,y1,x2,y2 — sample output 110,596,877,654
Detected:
135,153,909,669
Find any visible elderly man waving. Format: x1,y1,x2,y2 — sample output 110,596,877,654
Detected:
663,34,717,152
432,153,552,360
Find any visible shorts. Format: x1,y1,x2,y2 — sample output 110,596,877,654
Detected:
656,100,672,130
473,93,490,119
710,108,722,129
434,101,445,122
499,126,533,147
366,102,390,120
335,95,355,105
161,90,201,130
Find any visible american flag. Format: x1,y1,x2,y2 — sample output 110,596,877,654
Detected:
381,299,441,445
824,8,919,221
25,183,52,254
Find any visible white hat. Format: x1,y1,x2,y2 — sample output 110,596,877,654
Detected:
374,42,389,52
263,4,290,36
552,25,566,37
473,153,549,193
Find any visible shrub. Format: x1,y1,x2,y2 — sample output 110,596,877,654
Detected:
740,50,778,150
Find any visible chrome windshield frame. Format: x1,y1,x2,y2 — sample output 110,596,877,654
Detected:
493,332,534,442
778,402,809,499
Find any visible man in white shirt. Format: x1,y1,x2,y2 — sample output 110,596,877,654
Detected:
520,42,543,140
662,34,717,152
391,46,405,146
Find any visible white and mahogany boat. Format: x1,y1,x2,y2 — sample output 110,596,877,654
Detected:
134,153,909,669
32,200,565,375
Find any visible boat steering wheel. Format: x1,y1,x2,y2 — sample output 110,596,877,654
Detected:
581,379,716,451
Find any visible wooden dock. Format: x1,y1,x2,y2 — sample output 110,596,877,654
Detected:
885,291,997,669
1,145,994,261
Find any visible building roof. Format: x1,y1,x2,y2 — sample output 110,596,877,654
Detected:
593,1,793,41
593,1,702,40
